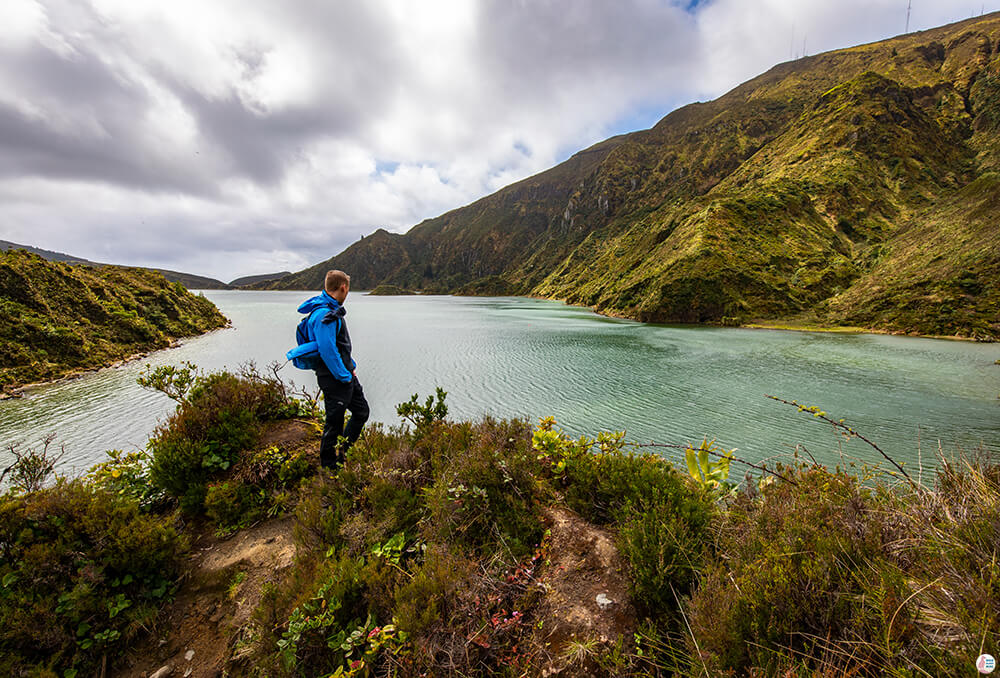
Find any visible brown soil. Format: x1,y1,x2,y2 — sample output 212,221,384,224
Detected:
534,506,637,676
258,417,321,450
116,516,297,678
115,418,317,678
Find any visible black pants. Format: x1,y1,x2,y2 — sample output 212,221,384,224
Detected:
317,374,370,468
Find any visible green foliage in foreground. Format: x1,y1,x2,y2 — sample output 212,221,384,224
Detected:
0,249,227,393
240,401,998,677
142,363,309,514
2,368,997,677
682,458,1000,677
0,479,185,676
232,401,717,676
0,364,312,677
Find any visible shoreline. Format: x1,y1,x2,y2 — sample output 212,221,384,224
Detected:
529,293,992,343
0,324,232,400
221,287,994,343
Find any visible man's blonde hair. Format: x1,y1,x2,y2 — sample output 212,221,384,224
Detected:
325,270,350,294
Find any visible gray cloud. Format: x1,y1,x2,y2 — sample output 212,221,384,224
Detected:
0,31,213,193
0,0,994,281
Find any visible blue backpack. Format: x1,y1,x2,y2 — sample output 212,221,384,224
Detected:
286,308,338,370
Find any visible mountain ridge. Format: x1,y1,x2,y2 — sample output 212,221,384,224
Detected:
262,13,1000,340
0,240,231,290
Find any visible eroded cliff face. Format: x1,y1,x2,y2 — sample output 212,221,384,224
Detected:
268,14,1000,340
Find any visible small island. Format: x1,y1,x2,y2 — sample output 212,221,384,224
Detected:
0,249,228,395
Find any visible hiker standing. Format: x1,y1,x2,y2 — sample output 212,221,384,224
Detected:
294,270,370,469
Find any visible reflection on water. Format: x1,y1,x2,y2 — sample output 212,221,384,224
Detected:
1,291,998,476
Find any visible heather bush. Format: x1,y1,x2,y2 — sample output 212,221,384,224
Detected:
204,480,268,533
142,363,299,513
422,417,543,559
0,480,184,676
204,445,313,535
392,545,475,635
241,396,548,676
682,455,1000,677
536,417,714,614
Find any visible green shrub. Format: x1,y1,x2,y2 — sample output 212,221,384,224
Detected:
0,480,184,676
537,417,714,613
142,364,295,513
685,467,907,675
423,434,543,559
393,545,474,635
275,554,369,675
240,552,383,678
87,449,161,507
395,386,449,430
147,432,211,513
293,476,355,553
204,481,268,534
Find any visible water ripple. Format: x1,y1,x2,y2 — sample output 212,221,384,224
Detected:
2,291,998,475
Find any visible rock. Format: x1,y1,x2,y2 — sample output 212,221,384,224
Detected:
149,666,172,678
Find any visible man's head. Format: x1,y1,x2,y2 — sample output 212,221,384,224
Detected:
325,270,350,303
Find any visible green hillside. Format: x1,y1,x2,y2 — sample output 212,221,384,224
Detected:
268,14,1000,339
0,250,228,393
0,240,231,289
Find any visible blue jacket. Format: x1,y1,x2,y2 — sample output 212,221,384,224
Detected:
294,291,356,382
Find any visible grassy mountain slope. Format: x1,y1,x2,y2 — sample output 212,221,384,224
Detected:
0,250,228,392
230,271,291,287
0,240,231,290
268,14,1000,339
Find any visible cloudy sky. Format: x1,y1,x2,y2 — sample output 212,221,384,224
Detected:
0,0,993,282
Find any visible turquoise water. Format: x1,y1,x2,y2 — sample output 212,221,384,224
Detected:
1,291,998,477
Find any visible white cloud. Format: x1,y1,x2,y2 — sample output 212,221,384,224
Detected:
0,0,994,281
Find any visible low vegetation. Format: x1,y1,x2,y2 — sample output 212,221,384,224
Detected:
1,365,996,676
0,249,228,394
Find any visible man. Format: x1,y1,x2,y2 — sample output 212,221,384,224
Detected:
296,270,370,469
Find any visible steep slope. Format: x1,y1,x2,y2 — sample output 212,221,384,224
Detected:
0,250,228,393
269,14,1000,339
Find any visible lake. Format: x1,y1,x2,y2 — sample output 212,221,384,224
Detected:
2,290,998,478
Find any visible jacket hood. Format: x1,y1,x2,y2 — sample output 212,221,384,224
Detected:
297,291,346,316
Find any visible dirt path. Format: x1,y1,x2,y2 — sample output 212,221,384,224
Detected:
535,506,637,676
116,516,296,678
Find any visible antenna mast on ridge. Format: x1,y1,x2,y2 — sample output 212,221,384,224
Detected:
905,0,912,33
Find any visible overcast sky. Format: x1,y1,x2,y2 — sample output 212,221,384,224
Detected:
0,0,993,282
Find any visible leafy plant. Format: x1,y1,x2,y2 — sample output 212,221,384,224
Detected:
142,364,294,513
136,361,199,402
683,438,736,495
87,449,159,506
395,387,448,429
0,480,184,675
